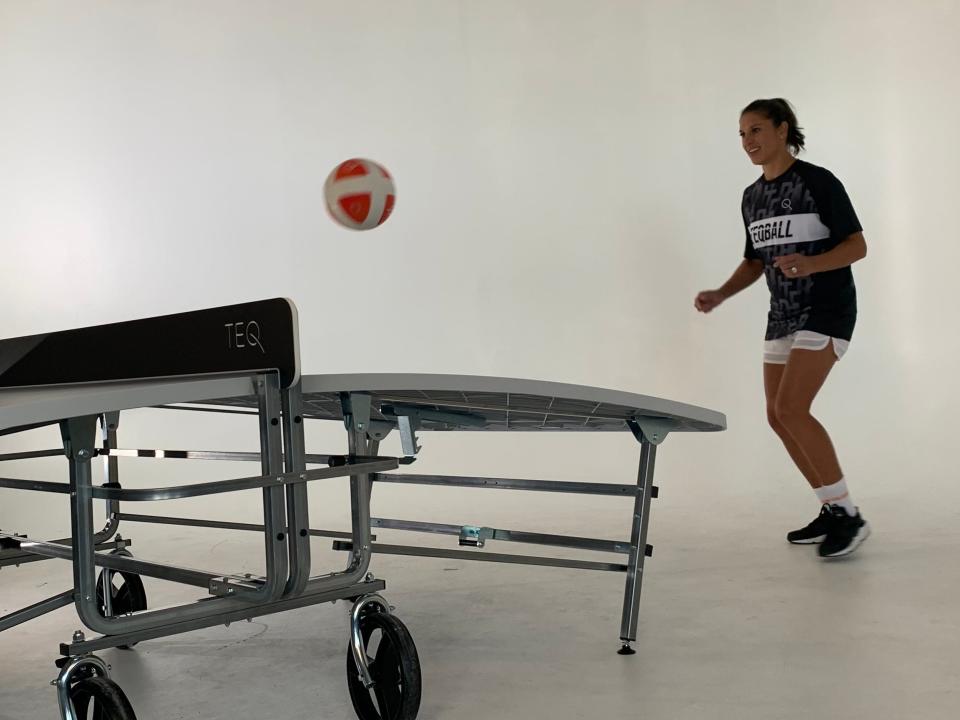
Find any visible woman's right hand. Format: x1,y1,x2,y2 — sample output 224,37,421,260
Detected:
694,289,725,313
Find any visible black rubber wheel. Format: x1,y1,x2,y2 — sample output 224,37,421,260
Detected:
96,568,147,649
69,676,137,720
346,612,421,720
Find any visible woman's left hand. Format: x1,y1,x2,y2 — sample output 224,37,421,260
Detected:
773,253,816,278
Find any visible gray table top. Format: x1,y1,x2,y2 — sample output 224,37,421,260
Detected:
207,373,727,433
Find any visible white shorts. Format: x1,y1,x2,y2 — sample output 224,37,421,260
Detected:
763,330,849,365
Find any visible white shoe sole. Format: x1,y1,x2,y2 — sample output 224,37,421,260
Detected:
820,521,871,558
787,534,826,545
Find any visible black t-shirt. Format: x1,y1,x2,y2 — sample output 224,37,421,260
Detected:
742,159,862,341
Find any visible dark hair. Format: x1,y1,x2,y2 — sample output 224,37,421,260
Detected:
741,98,806,155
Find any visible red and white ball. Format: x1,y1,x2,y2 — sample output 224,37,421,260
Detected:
323,158,396,230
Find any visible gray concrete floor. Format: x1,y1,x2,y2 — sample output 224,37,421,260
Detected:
2,485,958,720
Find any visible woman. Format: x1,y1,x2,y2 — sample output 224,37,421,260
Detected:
695,98,869,558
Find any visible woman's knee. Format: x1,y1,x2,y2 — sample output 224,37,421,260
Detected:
766,405,787,434
774,398,809,427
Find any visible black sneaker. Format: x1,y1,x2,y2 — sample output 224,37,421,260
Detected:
818,505,870,558
786,504,834,544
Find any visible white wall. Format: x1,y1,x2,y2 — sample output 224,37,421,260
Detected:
1,1,957,543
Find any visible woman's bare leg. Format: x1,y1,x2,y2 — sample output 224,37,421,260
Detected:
774,344,843,486
764,362,824,488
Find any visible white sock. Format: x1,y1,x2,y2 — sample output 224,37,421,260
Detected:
815,478,857,516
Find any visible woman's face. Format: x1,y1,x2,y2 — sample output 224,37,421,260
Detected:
739,112,788,165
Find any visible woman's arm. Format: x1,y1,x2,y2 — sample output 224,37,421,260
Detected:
810,232,867,273
773,232,867,277
718,258,765,299
696,258,765,312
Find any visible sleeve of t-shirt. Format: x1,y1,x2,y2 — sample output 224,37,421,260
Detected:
814,169,863,240
742,203,760,260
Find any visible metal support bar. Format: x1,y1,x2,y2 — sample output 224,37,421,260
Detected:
254,372,289,603
282,382,311,596
0,477,71,493
332,541,629,572
0,589,74,632
96,448,336,465
86,459,398,502
97,413,121,544
397,415,421,457
619,438,658,653
64,414,111,636
4,534,239,588
373,473,637,496
154,404,258,417
113,512,370,541
59,579,386,655
370,517,632,554
342,393,375,583
0,420,61,437
0,536,130,569
96,413,121,608
0,449,66,462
